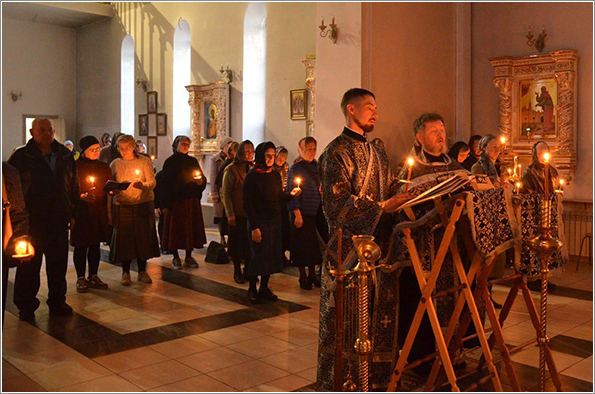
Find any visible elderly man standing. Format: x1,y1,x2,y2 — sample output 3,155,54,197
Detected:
316,88,411,391
396,113,468,375
8,118,79,321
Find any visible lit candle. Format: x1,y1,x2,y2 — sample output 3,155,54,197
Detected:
518,163,522,176
513,156,518,177
194,170,202,180
405,157,414,192
507,168,512,176
543,152,550,198
150,155,155,162
296,177,301,188
15,241,27,256
515,182,521,195
89,176,95,189
558,179,564,192
500,136,506,159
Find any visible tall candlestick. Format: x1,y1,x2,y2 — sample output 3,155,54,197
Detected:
543,152,550,228
405,157,414,192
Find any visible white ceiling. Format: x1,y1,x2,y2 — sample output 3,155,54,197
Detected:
2,2,114,29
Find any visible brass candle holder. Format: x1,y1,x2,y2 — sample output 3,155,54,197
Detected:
351,235,382,392
527,198,563,392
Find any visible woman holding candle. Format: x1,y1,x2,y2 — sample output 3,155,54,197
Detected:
160,136,207,270
243,142,301,303
286,137,322,290
2,162,33,326
70,136,113,292
110,134,160,285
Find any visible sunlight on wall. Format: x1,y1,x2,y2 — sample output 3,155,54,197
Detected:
173,20,191,137
121,34,134,135
243,2,267,144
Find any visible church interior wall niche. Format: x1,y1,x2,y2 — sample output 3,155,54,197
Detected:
186,82,230,154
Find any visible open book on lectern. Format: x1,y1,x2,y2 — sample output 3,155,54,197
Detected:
397,172,491,211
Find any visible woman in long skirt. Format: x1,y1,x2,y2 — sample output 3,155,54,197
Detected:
243,142,300,303
109,134,160,285
161,136,207,270
286,137,322,290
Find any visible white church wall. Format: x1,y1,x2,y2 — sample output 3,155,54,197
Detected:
1,18,77,160
314,2,362,156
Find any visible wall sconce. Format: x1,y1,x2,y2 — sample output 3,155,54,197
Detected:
526,26,547,52
136,76,148,92
219,64,233,84
10,91,22,102
319,16,338,44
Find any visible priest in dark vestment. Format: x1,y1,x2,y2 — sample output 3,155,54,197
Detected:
316,88,412,391
395,113,469,375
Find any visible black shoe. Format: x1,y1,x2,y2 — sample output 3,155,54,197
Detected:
299,278,312,290
234,272,245,284
49,303,73,316
308,275,321,288
162,249,173,255
19,311,35,322
248,288,259,303
259,287,278,302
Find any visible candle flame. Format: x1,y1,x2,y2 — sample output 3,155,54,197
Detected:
543,152,550,163
16,241,27,255
89,176,95,183
296,177,301,184
500,136,506,144
407,157,415,166
135,169,140,175
507,168,512,174
150,155,155,161
559,179,564,186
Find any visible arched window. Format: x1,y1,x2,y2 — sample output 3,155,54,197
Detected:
173,20,191,137
121,35,134,135
243,2,267,143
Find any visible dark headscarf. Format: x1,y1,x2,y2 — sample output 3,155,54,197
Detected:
468,134,482,159
108,132,123,162
477,134,499,183
254,141,276,173
172,135,191,154
520,141,559,194
234,140,254,164
448,141,469,162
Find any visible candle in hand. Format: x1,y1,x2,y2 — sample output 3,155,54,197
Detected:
194,170,202,180
15,241,27,256
405,157,414,192
89,176,95,190
150,155,155,162
296,177,301,188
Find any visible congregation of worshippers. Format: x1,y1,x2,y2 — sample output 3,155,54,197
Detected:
2,88,566,391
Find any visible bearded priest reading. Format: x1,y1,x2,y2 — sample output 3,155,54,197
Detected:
316,88,412,391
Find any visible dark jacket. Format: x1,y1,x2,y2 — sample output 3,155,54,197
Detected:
160,152,207,209
70,157,112,247
8,139,79,231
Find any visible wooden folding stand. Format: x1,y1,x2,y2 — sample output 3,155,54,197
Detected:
447,216,563,391
387,195,503,392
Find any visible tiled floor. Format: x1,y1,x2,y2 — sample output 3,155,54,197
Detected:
2,228,593,392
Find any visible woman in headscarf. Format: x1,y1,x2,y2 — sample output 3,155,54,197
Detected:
520,141,559,194
286,137,322,290
243,142,301,303
99,131,123,165
447,141,470,165
71,136,113,292
161,135,207,270
462,134,482,171
471,133,508,308
273,146,290,265
109,134,160,285
471,134,506,188
221,140,254,284
210,136,234,247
